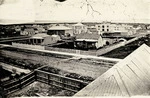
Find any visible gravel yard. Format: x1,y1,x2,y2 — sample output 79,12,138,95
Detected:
0,49,110,79
8,81,76,97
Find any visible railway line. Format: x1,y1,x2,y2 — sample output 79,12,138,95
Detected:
0,43,122,97
0,36,30,43
0,43,121,78
0,44,121,62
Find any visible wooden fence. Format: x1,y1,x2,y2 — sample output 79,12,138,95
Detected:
45,46,97,56
12,42,45,50
35,69,88,93
1,69,89,96
1,72,35,95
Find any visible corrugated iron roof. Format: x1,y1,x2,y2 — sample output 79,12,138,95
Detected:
75,44,150,97
41,35,61,45
31,33,50,39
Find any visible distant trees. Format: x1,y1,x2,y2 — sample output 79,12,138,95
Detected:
0,26,17,37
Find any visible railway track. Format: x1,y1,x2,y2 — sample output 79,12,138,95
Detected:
0,44,121,62
0,36,30,43
0,43,121,78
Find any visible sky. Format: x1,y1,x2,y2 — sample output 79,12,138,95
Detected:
0,0,150,24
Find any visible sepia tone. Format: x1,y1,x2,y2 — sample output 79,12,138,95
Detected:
0,0,150,97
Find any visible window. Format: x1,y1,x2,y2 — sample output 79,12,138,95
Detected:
102,29,105,31
102,25,104,28
38,39,41,43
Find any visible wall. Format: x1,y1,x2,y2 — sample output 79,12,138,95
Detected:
103,38,116,45
96,37,139,56
45,46,97,56
12,42,45,50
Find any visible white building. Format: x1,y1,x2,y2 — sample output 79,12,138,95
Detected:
72,22,87,34
48,25,73,36
75,33,104,49
96,21,136,36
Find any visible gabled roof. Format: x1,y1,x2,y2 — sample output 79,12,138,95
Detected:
75,44,150,96
41,35,61,45
48,26,71,30
76,33,100,40
31,33,50,39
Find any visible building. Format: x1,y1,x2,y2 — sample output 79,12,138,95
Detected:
96,21,111,34
29,33,61,45
87,26,98,34
96,22,136,36
41,35,61,45
72,22,87,34
48,25,73,37
75,33,104,49
21,28,36,36
75,44,150,96
29,33,50,45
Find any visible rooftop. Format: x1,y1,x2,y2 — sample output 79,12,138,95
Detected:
31,33,50,39
73,22,84,26
75,44,150,96
76,33,100,40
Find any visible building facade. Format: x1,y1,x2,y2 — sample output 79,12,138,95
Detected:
96,21,136,36
48,25,73,37
72,22,87,34
75,33,104,49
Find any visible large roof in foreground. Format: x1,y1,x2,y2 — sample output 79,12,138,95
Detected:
75,44,150,97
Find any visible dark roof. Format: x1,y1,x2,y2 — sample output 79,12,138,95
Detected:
75,44,150,96
76,33,100,40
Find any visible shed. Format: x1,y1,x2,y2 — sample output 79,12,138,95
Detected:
48,26,73,36
41,35,61,45
75,33,103,49
29,33,50,44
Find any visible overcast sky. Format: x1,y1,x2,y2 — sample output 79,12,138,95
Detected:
0,0,150,23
